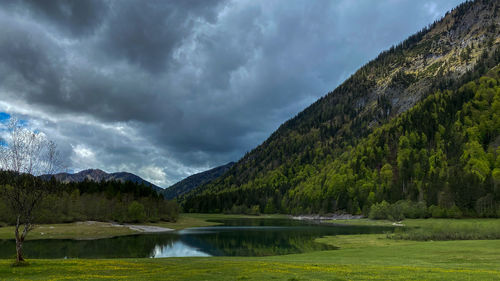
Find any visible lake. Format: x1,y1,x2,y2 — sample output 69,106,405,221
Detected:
0,218,392,259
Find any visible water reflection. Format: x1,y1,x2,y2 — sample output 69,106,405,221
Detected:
151,242,210,258
0,218,392,259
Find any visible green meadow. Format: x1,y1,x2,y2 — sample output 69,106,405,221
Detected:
0,215,499,280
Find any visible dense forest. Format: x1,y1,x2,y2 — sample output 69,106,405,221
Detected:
185,66,500,217
183,0,500,218
0,172,179,225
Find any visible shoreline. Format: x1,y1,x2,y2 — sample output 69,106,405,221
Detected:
291,214,364,221
113,222,174,233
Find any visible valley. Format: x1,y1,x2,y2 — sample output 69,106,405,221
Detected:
0,0,499,280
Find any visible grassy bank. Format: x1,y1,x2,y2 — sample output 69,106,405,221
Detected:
327,218,500,241
0,213,287,240
0,234,499,280
391,218,500,241
0,222,137,240
324,218,395,226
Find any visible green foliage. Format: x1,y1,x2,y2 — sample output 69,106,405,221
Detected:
0,171,179,225
428,205,446,218
185,70,500,217
461,141,490,182
369,200,429,221
128,201,146,223
448,205,463,219
225,205,261,216
368,201,391,220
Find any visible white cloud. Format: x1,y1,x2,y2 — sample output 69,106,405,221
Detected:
139,165,167,187
71,144,98,169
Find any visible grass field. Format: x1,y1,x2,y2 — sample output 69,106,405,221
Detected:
1,215,499,280
0,234,499,280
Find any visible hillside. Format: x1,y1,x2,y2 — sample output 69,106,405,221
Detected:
46,169,163,193
184,0,500,215
162,162,234,200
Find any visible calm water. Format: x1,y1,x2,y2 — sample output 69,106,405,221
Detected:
0,218,392,259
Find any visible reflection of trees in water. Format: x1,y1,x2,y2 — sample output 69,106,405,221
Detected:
180,227,377,257
182,228,336,256
0,219,393,258
180,220,392,257
0,233,179,259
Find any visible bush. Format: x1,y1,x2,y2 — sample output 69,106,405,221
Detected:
399,201,428,218
369,201,390,220
225,204,261,215
264,199,276,214
429,205,446,218
447,205,463,218
387,202,405,221
249,205,261,216
127,201,146,222
369,200,428,221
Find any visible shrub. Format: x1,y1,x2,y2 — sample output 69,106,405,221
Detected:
369,201,390,220
400,201,428,218
127,201,146,222
447,205,463,218
249,205,261,216
369,200,428,221
387,202,405,221
429,205,446,218
264,199,276,214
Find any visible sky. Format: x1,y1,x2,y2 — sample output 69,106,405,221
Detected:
0,0,465,187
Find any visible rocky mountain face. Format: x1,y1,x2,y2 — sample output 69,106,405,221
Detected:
46,169,163,193
162,162,235,200
183,0,500,214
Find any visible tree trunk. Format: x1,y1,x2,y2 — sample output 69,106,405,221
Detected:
15,239,24,262
14,215,25,262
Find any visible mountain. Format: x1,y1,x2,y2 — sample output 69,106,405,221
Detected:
45,169,164,193
183,0,500,215
162,162,235,200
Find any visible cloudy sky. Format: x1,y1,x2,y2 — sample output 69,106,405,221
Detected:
0,0,465,187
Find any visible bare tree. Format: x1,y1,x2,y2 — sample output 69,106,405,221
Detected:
0,118,62,262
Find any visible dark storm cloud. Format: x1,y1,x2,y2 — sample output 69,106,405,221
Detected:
0,0,465,186
100,0,226,73
1,0,108,36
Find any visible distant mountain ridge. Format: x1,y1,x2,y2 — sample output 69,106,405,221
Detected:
45,169,163,193
162,162,235,200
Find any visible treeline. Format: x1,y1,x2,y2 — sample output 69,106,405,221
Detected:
0,172,179,225
368,200,464,221
184,67,500,217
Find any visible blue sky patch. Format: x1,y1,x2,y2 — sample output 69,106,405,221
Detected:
0,112,10,123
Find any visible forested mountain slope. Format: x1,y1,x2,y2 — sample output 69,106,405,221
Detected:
162,162,234,200
184,0,500,215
